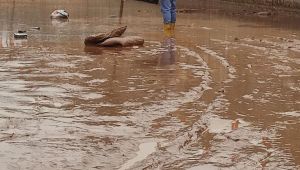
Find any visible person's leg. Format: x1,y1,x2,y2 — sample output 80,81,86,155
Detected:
170,0,176,24
160,0,172,36
170,0,176,31
160,0,172,24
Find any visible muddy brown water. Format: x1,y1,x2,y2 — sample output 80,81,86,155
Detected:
0,0,299,169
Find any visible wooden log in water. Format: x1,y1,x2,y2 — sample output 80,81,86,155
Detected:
84,26,127,45
99,36,144,47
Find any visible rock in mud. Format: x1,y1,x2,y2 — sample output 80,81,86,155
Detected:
99,36,144,47
50,10,69,19
84,26,127,45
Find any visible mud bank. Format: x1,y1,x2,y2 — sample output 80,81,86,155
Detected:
224,0,300,8
177,0,300,15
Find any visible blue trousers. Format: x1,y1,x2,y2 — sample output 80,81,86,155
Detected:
160,0,176,24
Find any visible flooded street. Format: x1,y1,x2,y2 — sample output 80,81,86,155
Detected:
0,0,299,169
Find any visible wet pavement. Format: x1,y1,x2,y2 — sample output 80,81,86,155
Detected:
0,0,299,169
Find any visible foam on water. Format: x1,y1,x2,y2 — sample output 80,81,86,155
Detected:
277,111,300,117
118,141,157,170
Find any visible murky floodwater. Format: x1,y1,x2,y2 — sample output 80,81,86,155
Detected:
0,0,299,169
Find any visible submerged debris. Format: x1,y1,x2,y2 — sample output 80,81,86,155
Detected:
231,120,239,130
14,31,27,39
218,88,225,93
84,26,127,45
99,36,144,47
85,26,144,47
30,27,40,30
17,30,26,33
50,9,69,19
256,11,272,16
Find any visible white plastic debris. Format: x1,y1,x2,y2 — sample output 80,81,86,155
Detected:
50,10,69,19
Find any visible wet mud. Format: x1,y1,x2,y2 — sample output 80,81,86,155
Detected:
0,0,299,169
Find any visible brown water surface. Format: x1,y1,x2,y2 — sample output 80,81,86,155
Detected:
0,0,299,169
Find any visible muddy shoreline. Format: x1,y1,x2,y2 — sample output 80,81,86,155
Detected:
177,0,300,17
175,0,300,32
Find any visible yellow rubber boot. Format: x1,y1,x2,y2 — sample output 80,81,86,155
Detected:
170,23,175,36
163,23,172,37
170,23,175,31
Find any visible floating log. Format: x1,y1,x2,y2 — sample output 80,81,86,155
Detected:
84,26,127,45
99,36,144,47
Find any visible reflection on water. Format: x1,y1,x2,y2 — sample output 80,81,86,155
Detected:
0,0,299,169
159,37,176,66
1,32,9,48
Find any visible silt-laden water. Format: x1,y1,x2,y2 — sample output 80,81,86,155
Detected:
0,0,299,169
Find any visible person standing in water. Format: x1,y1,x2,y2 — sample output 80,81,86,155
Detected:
160,0,176,36
159,0,176,66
